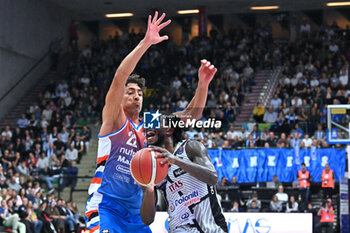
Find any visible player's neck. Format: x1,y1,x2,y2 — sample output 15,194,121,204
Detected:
126,113,140,125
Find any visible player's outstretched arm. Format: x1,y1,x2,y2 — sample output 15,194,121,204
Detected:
100,12,171,135
151,141,218,185
140,186,157,225
174,59,217,120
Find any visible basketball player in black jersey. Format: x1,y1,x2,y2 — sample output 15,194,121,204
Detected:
141,116,228,233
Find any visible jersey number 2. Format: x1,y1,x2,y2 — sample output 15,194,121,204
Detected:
127,132,137,148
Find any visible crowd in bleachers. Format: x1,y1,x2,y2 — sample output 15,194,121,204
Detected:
187,20,350,149
0,51,94,232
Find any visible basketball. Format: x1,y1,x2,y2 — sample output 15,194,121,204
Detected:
130,148,168,186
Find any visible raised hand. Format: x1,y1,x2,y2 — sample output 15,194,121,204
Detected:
144,11,171,46
198,59,218,85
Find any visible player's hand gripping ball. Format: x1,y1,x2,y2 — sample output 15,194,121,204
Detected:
130,148,168,186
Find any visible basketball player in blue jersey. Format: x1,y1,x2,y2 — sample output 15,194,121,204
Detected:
85,12,218,233
141,117,228,233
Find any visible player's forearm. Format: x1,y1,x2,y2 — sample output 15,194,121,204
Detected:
112,40,151,86
174,157,218,186
176,82,208,120
140,187,156,225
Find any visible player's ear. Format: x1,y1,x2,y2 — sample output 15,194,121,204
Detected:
165,128,175,137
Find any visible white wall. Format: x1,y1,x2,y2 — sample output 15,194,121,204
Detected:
0,0,72,119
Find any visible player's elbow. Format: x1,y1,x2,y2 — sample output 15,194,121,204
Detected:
208,172,219,186
141,215,154,226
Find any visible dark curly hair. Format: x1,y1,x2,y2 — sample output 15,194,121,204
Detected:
161,114,183,144
125,74,146,90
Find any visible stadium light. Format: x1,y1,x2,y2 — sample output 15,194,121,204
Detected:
105,13,134,18
177,9,200,14
250,6,280,10
326,2,350,6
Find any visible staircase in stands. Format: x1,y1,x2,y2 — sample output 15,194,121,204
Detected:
234,67,282,129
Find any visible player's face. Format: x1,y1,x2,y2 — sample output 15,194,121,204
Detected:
122,83,143,114
146,128,166,146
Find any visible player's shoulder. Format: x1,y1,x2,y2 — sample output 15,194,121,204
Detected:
99,119,130,137
184,140,207,158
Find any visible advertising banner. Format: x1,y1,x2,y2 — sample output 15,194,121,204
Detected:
150,212,313,233
207,148,346,183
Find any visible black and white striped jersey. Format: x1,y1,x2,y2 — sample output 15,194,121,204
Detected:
158,140,228,233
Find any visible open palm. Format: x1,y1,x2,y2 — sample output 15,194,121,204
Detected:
144,11,171,45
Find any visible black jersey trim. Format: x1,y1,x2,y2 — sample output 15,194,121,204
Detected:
207,185,228,232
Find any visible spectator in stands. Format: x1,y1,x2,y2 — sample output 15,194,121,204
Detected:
273,175,282,189
59,161,78,192
270,195,282,212
247,200,260,213
17,114,30,131
56,199,76,233
302,133,312,148
185,127,198,140
201,135,212,148
314,124,326,142
0,199,26,233
266,132,277,147
235,126,249,143
45,160,63,193
286,196,299,213
289,132,301,148
253,102,265,123
65,143,78,162
217,177,230,187
1,125,13,139
59,127,69,144
284,107,298,133
72,136,84,164
8,175,22,192
275,185,288,203
321,163,335,200
250,125,261,146
46,201,65,233
80,126,91,153
294,80,307,99
37,152,49,174
246,193,261,210
245,134,256,148
17,161,31,181
263,106,278,124
270,94,282,111
339,69,348,89
225,125,235,140
26,205,43,233
315,199,335,233
53,135,65,157
228,201,240,212
212,133,224,147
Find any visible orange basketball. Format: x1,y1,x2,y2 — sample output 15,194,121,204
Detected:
130,148,168,186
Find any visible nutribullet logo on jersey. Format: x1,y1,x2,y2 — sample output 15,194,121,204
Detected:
143,110,221,129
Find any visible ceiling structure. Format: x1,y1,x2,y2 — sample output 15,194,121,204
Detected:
48,0,348,20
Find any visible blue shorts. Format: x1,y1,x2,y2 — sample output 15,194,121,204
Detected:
85,192,151,233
